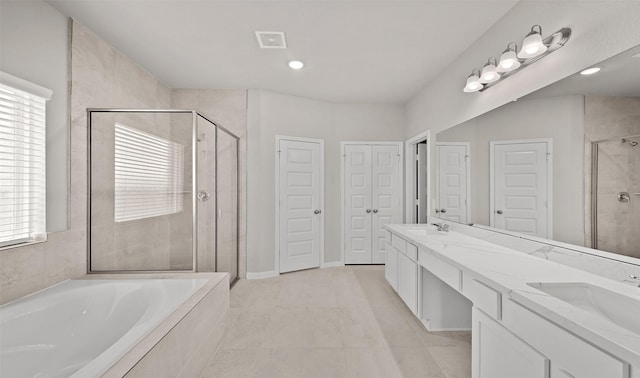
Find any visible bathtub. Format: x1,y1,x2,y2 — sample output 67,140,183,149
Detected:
0,273,229,377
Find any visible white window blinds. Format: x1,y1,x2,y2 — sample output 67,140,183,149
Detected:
0,76,50,248
114,123,184,222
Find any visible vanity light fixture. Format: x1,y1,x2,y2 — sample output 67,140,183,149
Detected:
480,58,501,83
463,69,483,92
518,25,548,59
497,43,521,73
580,67,601,75
462,25,571,93
288,60,304,70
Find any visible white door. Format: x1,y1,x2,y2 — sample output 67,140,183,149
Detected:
278,139,322,273
491,140,550,239
417,143,429,223
344,143,401,264
371,145,401,263
344,145,372,264
436,144,469,224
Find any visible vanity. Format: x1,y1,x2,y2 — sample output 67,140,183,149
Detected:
384,221,640,378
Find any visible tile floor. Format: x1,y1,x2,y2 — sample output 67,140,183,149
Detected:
201,265,471,378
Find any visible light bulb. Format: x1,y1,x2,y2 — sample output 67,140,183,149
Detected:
580,67,601,75
480,60,500,84
497,46,521,73
288,60,304,70
463,71,483,93
518,26,548,59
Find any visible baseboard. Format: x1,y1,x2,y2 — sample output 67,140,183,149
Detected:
246,270,279,280
321,261,344,268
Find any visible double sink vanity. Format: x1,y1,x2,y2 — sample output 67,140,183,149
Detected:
384,221,640,378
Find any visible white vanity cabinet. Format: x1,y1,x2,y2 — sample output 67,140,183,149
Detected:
384,242,398,290
398,251,418,313
472,307,549,378
384,226,637,378
385,233,418,315
502,299,630,378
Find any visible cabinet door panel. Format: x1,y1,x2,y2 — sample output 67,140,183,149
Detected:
473,307,549,378
385,242,398,291
398,252,418,314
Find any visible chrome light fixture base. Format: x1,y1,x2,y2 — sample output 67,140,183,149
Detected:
463,26,571,93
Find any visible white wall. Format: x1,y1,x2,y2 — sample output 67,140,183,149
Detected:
0,1,69,232
437,95,585,245
405,1,640,140
246,90,405,274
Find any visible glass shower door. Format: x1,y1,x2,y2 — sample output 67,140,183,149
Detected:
89,110,194,271
216,128,239,281
593,136,640,258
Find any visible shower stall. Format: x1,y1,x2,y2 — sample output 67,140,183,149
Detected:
87,109,239,282
591,134,640,258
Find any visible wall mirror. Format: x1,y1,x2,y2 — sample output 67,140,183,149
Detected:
435,45,640,261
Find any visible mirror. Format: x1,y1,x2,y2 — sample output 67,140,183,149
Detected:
435,45,640,260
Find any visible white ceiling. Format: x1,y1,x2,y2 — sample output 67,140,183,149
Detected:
47,0,518,104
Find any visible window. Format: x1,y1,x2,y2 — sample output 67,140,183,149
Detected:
0,72,51,248
114,123,184,222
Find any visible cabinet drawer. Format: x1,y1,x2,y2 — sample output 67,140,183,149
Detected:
405,243,418,261
391,233,406,254
503,300,629,378
467,279,502,320
418,249,461,291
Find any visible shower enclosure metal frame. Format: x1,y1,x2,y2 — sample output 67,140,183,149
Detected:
86,109,240,278
590,133,640,249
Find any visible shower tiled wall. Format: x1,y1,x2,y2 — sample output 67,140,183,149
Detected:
584,96,640,258
0,19,172,304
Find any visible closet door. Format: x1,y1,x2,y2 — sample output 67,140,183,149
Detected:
344,145,373,264
371,145,401,263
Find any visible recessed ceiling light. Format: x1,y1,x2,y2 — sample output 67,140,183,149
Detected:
288,60,304,70
580,67,601,76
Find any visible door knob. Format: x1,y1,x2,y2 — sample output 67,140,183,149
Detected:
314,209,321,214
197,190,210,201
366,209,372,213
372,209,378,213
440,209,447,213
496,210,503,214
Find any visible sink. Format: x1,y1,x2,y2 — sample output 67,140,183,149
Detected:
404,225,448,237
527,282,640,335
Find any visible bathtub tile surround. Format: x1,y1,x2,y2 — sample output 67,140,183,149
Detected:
203,266,471,377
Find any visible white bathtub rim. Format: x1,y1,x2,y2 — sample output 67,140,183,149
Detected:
0,273,228,378
70,279,209,378
96,272,228,377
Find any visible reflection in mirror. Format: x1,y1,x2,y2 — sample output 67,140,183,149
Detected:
436,45,640,259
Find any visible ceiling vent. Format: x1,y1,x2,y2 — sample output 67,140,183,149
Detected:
255,31,287,49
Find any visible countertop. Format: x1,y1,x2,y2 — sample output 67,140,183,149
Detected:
385,223,640,366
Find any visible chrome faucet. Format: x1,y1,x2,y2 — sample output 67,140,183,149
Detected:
432,223,450,232
623,275,640,287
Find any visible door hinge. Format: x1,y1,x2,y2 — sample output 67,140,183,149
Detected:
415,199,420,205
546,152,551,161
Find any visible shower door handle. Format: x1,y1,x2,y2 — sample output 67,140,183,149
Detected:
197,190,210,202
